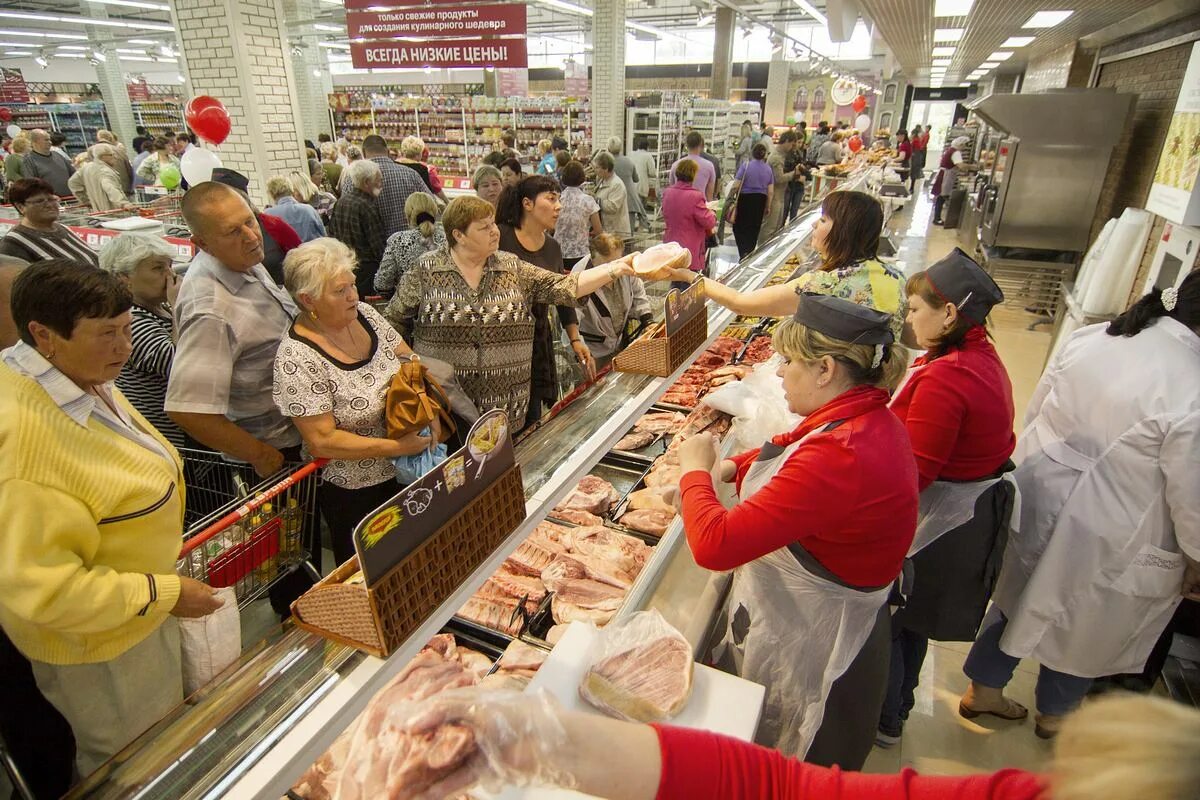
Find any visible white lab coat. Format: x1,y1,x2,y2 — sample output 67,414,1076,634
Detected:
992,318,1200,677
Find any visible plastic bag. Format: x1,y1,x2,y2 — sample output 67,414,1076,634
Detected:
701,358,800,450
393,426,448,485
578,609,694,723
179,586,240,695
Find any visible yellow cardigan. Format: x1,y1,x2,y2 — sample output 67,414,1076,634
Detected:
0,364,185,665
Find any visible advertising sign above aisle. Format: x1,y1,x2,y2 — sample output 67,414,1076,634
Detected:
1,68,29,103
1147,41,1200,227
496,68,528,97
351,38,527,69
347,5,525,39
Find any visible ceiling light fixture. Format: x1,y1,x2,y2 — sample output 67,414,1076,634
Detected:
85,0,171,11
318,41,351,49
0,11,174,31
1001,35,1035,47
57,52,86,57
0,29,89,39
933,28,964,42
931,46,956,57
933,0,974,17
1023,10,1073,28
988,51,1013,60
932,58,951,66
3,50,33,56
121,55,154,61
313,23,342,32
128,38,157,44
58,44,89,50
115,48,145,54
980,61,999,69
34,54,48,66
792,0,828,26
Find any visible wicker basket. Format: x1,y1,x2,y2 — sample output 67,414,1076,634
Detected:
612,311,708,376
291,464,527,658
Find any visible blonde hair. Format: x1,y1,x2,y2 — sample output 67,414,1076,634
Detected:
288,170,319,203
592,232,623,262
405,191,439,238
10,135,30,155
400,135,425,160
772,316,906,392
265,175,295,200
283,237,357,307
96,129,116,145
537,138,551,155
1051,694,1200,800
89,143,117,160
442,195,495,247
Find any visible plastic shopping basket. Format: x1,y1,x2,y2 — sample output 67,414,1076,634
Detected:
178,449,325,608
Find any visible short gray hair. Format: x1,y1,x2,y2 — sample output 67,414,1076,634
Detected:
98,232,177,275
346,158,381,190
606,136,622,155
283,237,357,306
90,143,117,160
472,164,502,188
266,175,294,200
592,151,615,172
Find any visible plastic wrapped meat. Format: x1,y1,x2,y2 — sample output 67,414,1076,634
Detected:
578,610,694,723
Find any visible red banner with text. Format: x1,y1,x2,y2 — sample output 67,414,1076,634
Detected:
350,38,527,69
347,5,525,39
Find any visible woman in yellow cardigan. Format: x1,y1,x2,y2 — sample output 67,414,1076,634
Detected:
0,260,222,780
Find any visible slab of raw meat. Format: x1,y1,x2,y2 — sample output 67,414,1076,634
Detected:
626,486,676,514
579,635,694,723
554,475,621,516
457,648,494,681
741,336,776,364
540,553,589,593
545,549,635,590
692,351,729,370
644,463,682,489
531,520,573,549
614,429,656,451
504,538,561,577
551,580,625,625
488,566,548,604
546,623,569,645
620,508,675,536
551,508,603,526
660,389,699,408
634,411,686,435
566,527,647,575
474,579,539,616
457,595,523,636
498,640,549,673
707,336,744,358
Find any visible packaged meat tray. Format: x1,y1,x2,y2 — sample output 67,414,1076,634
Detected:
578,609,694,723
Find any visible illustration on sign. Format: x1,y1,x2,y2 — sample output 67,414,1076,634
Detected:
1148,42,1200,226
352,409,515,586
664,277,706,337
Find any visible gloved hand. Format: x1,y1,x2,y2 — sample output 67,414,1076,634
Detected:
339,688,576,800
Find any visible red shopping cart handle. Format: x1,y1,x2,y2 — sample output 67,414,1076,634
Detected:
180,458,327,557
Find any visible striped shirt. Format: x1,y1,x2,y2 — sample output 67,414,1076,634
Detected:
0,223,100,267
116,305,186,448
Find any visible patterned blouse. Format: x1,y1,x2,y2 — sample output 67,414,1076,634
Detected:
272,303,401,489
375,226,448,293
791,258,906,341
384,246,581,426
554,186,600,259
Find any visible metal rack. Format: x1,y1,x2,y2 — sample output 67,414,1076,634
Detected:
625,104,684,199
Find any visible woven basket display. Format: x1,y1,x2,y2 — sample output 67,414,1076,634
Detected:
612,311,708,377
292,464,527,658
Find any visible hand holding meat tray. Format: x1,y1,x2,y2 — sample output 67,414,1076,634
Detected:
630,242,691,281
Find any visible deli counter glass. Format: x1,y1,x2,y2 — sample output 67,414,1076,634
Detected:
65,175,859,800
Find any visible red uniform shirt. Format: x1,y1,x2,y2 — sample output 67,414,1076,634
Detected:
680,385,919,588
890,327,1016,491
652,724,1047,800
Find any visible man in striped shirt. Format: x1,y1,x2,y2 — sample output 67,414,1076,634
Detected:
0,178,100,267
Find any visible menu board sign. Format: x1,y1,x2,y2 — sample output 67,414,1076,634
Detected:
0,68,29,103
347,5,525,39
353,410,515,587
664,276,706,337
351,38,527,70
1147,41,1200,226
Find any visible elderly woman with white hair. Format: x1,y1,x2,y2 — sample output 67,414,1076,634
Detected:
264,174,326,243
397,135,447,202
607,136,646,233
98,231,186,447
67,143,133,212
273,237,432,564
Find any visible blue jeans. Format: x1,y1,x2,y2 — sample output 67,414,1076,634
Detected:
963,606,1093,716
878,625,928,736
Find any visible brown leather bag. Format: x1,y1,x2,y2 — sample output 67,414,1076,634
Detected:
385,356,455,441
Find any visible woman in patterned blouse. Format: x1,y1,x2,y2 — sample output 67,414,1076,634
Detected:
385,195,646,429
374,192,447,295
673,190,906,341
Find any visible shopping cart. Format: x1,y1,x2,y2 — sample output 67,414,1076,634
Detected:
178,449,326,608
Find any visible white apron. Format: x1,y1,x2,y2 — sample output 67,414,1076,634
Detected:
711,425,891,758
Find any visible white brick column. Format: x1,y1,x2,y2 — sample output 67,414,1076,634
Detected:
78,1,138,148
764,49,789,125
281,0,334,145
168,0,308,203
590,0,625,151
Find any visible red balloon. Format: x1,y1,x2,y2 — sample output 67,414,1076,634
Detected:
185,94,224,119
191,105,231,146
852,95,867,113
0,107,11,123
848,135,863,153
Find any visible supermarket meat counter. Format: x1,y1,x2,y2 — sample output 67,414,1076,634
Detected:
64,172,864,800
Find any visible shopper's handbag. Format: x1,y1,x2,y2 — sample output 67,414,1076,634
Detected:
179,586,240,695
385,355,457,442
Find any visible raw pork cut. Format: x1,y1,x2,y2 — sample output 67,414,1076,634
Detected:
504,537,562,577
457,595,524,636
554,475,621,516
543,551,634,591
619,508,674,536
614,429,656,451
567,526,650,572
488,567,548,604
498,640,549,673
579,633,693,722
644,463,681,489
626,486,676,514
660,388,699,408
551,508,603,526
634,411,686,435
551,580,625,625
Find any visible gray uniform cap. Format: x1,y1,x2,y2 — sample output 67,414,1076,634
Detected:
924,247,1004,325
793,292,894,346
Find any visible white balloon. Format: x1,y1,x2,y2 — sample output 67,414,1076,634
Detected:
855,113,872,134
180,147,223,186
6,124,20,139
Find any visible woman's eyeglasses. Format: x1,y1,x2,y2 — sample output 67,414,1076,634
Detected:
22,197,60,207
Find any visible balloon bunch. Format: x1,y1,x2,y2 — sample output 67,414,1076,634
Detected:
179,95,230,186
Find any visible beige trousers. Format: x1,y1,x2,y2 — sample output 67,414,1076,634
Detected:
32,618,184,778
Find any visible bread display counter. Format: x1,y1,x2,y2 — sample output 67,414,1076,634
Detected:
64,174,862,800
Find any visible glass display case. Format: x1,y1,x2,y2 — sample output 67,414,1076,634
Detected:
66,172,865,800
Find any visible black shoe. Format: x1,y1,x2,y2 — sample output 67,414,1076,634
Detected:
932,219,944,226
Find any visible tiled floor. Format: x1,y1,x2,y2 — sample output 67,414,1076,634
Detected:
862,183,1056,776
